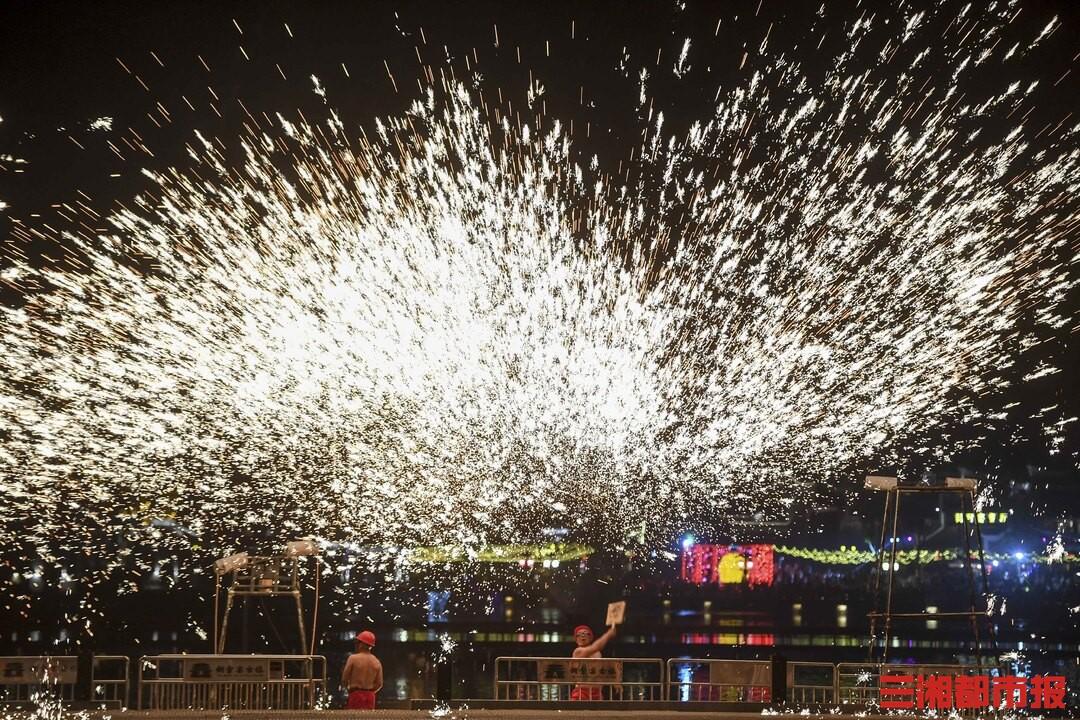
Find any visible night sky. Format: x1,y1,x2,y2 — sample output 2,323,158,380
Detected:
6,1,1077,210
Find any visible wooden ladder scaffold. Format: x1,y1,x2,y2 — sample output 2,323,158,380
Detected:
211,540,321,656
865,476,998,667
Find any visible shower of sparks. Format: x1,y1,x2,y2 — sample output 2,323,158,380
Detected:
435,632,458,663
1046,526,1067,563
88,116,114,132
673,38,691,78
0,2,1078,626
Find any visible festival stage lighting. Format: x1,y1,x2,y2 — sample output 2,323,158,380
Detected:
864,475,898,491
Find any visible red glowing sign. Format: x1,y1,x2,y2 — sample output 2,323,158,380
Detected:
747,544,773,587
680,543,774,587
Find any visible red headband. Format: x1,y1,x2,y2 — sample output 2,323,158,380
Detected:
573,625,593,636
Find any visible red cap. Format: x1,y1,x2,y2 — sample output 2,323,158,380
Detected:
356,630,376,647
573,625,593,637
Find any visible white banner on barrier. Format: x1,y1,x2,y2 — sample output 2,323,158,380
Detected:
538,659,623,685
183,658,270,681
0,657,78,685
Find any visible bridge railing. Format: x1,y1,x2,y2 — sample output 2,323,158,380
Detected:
90,655,130,708
666,659,838,704
0,656,78,707
137,654,326,711
787,661,837,704
666,658,770,702
0,652,1010,710
836,662,882,704
494,656,665,701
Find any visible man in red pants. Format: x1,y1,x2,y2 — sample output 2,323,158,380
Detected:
341,630,382,710
570,624,617,700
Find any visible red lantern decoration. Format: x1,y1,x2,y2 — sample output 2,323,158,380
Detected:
747,544,774,587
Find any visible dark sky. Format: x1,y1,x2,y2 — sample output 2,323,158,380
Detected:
1,0,1078,505
5,0,1075,208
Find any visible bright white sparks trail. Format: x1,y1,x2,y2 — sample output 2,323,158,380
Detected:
1,4,1078,602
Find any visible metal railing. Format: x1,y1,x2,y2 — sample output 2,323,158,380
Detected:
91,655,130,708
138,654,326,710
836,662,882,704
494,656,664,701
666,658,771,702
787,661,836,704
0,651,1006,710
0,656,78,706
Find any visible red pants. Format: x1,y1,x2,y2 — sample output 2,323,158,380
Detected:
570,686,602,700
346,689,376,709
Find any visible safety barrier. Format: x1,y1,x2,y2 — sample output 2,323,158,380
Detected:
836,662,882,704
666,658,770,702
90,655,130,708
666,659,835,704
494,656,665,701
502,657,993,705
787,661,836,704
0,652,1005,710
138,654,326,710
0,656,78,706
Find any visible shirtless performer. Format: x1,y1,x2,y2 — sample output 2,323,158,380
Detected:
570,624,616,700
341,630,383,710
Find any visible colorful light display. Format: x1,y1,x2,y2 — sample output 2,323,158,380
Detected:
680,543,1076,584
680,544,775,586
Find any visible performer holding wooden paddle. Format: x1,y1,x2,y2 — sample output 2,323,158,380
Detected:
569,601,625,700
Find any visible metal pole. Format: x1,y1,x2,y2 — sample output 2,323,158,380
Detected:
212,574,221,654
309,557,320,656
868,489,892,661
970,489,998,656
294,591,308,655
218,591,234,654
959,492,982,668
882,489,901,663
